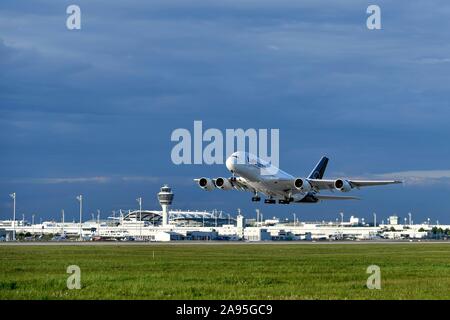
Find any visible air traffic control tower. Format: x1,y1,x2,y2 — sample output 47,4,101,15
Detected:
158,184,174,227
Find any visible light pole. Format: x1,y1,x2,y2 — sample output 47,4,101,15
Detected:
136,197,142,238
9,193,16,241
339,212,344,240
61,210,65,235
32,214,35,235
76,195,83,241
96,210,101,236
215,210,218,227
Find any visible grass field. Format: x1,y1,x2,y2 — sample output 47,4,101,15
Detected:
1,243,450,300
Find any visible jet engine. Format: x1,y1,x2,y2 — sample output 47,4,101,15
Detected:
294,178,312,192
215,177,233,190
334,179,352,192
198,177,214,191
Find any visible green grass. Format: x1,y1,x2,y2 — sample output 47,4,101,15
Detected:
1,243,450,299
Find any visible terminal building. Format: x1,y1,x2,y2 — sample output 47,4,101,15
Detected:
0,185,440,242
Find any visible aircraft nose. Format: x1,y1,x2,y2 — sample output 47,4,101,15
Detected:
226,156,236,172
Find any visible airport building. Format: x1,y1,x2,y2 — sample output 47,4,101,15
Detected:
0,185,443,242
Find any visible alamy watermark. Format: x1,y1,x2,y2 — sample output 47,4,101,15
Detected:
170,121,279,174
66,5,81,30
367,5,381,30
67,265,81,290
366,265,381,290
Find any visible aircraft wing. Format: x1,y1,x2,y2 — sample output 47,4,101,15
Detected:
308,179,402,190
270,178,401,192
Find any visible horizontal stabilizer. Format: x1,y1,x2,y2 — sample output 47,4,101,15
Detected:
315,195,360,201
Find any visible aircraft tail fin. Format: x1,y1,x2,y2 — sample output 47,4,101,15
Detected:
308,156,329,179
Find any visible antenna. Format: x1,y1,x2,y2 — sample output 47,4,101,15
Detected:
61,209,65,235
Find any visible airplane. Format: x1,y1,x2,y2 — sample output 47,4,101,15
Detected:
194,151,402,204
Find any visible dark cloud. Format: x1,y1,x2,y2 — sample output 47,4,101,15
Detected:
1,0,450,223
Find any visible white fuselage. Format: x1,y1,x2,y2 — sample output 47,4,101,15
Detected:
225,151,306,200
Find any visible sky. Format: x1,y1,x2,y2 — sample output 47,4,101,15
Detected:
1,0,450,224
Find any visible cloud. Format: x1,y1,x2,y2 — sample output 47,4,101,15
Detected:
8,176,112,184
267,45,280,51
2,0,450,221
121,176,160,182
373,170,450,185
416,57,450,64
5,176,161,184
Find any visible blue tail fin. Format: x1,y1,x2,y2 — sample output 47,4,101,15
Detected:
308,156,329,179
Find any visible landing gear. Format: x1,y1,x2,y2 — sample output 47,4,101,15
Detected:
251,192,261,202
278,197,294,204
264,198,276,204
